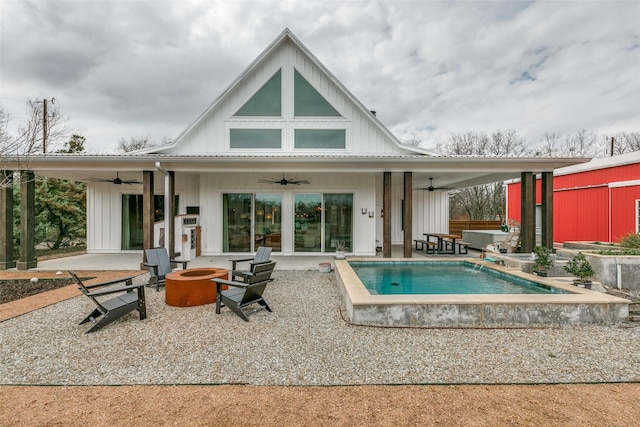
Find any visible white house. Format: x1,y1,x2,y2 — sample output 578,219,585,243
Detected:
0,29,587,268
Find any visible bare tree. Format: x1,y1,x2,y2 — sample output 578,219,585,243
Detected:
11,99,70,155
118,135,153,152
436,130,528,220
402,133,422,147
608,132,640,155
534,129,602,158
0,105,13,187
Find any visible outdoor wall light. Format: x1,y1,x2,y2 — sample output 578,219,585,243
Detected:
368,211,374,218
361,208,368,215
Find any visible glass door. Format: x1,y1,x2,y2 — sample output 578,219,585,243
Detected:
294,194,322,252
254,193,282,251
324,194,353,252
121,194,178,250
223,193,252,252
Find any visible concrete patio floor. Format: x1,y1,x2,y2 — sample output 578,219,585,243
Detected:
24,245,434,272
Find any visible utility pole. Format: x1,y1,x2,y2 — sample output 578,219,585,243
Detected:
42,99,47,153
610,136,614,156
37,97,55,153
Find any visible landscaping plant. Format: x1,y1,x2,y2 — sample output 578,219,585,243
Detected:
563,252,595,286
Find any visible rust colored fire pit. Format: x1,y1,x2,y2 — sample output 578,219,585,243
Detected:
165,268,228,307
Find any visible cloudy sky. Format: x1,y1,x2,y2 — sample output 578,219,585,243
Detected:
1,0,639,153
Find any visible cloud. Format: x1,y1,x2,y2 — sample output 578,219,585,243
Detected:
1,0,638,152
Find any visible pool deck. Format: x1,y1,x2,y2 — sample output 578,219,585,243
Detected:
336,257,631,327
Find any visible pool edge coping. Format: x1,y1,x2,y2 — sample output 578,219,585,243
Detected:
335,257,631,306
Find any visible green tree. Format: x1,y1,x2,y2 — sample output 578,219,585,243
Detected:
57,134,86,153
35,177,86,249
34,134,87,249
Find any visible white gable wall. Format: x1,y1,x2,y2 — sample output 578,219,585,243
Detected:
165,40,405,155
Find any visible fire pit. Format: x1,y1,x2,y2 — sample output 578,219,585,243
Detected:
165,268,228,307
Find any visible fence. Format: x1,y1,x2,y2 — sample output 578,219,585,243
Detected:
449,220,502,236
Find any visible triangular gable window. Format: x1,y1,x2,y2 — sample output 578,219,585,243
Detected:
234,69,282,116
294,69,340,117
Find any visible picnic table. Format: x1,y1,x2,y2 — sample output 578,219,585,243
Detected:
424,233,463,254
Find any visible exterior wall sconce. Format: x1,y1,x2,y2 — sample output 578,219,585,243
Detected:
361,208,368,215
368,211,374,218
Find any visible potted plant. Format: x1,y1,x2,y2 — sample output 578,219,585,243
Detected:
532,246,554,277
335,241,348,259
563,252,595,289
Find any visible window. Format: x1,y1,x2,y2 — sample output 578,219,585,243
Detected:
294,69,340,116
230,129,281,149
234,69,281,116
294,129,345,149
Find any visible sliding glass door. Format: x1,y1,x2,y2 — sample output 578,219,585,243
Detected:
254,193,282,251
324,193,353,252
294,193,352,253
294,194,322,252
222,192,351,253
223,193,282,252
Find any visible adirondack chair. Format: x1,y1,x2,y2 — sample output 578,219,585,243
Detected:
143,247,190,291
481,219,521,257
212,261,276,321
69,271,146,333
229,246,272,281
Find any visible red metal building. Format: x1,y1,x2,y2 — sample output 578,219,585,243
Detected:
507,151,640,243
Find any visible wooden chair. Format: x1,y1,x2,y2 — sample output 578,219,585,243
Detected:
212,261,276,321
69,271,146,333
229,246,272,281
143,247,189,291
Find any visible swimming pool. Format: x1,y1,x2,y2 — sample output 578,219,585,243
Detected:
335,258,630,327
350,261,569,295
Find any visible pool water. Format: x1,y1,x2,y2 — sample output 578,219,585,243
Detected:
349,261,569,295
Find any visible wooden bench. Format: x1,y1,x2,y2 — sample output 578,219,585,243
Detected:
414,239,437,254
456,241,471,254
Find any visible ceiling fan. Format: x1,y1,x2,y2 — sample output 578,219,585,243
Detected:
417,177,452,192
258,173,310,186
85,172,142,185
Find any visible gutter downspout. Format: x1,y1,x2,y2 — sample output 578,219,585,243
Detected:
155,162,171,254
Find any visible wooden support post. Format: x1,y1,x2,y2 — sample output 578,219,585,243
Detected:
383,172,392,258
541,172,554,249
403,172,412,258
520,172,536,254
17,171,37,270
0,171,16,269
167,171,176,259
142,171,155,266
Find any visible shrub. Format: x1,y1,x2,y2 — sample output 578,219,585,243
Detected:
563,252,594,283
533,246,554,270
596,248,640,256
620,232,640,249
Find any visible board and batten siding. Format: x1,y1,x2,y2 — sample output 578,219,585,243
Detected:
86,176,200,252
166,40,403,156
198,172,377,256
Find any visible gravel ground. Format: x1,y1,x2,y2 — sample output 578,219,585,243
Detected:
1,270,639,386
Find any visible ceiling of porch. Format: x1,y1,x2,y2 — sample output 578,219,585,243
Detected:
4,154,590,191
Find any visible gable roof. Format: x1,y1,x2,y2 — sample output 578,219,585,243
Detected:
142,28,439,157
